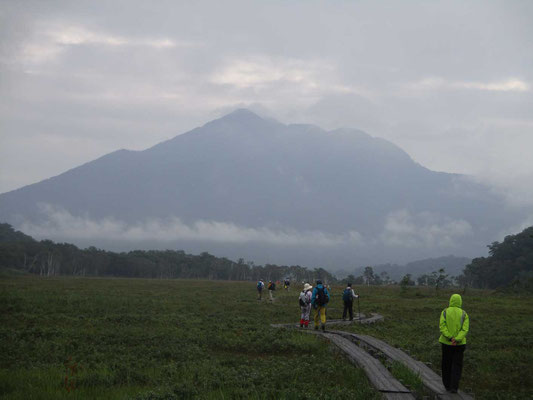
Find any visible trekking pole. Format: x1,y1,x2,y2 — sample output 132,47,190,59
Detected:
358,295,361,323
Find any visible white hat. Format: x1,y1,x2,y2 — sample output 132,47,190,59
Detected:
303,283,313,291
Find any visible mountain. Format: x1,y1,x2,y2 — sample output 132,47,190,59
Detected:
346,255,472,281
0,109,525,267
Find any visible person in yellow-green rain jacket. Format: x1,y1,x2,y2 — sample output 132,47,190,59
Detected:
439,293,469,393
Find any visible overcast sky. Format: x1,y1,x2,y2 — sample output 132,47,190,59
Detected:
1,0,532,206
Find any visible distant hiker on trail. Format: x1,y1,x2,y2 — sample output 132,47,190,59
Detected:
268,280,276,301
256,280,265,300
439,293,469,394
311,280,330,331
299,283,313,328
342,283,359,321
284,279,291,291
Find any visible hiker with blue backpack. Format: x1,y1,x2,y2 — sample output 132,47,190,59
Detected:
342,283,359,321
256,279,265,300
311,280,330,331
298,283,313,328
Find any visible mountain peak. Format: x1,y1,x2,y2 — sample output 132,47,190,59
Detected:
219,108,264,122
197,108,281,137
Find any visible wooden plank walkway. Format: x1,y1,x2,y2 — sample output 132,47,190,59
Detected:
310,330,414,399
330,330,473,400
327,313,384,325
271,318,473,399
272,312,473,399
270,313,383,329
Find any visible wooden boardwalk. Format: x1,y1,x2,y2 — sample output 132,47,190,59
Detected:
323,333,414,399
272,315,473,399
270,313,383,329
327,313,385,325
304,329,414,399
330,330,473,400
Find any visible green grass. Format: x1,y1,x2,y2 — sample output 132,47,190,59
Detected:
388,361,428,398
1,277,532,399
0,277,379,399
341,285,533,399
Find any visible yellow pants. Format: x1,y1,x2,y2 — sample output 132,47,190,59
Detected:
314,306,326,327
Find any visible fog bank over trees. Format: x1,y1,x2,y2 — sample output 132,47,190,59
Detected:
2,223,531,290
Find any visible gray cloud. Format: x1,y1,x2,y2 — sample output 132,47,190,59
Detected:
21,204,365,248
380,210,473,249
20,205,476,253
1,0,532,210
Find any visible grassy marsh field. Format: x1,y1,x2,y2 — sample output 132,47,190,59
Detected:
1,276,532,399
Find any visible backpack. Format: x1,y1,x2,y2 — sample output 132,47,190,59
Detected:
299,291,308,307
342,288,353,302
257,281,262,290
316,287,328,306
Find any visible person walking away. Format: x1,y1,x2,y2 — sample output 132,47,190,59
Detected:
299,283,313,328
257,279,265,300
439,293,469,393
342,283,359,321
268,280,276,301
311,280,330,331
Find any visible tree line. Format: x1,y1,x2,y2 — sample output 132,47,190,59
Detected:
461,226,533,290
0,223,335,283
2,222,531,290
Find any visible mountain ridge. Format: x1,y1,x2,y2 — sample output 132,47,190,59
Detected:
0,109,523,267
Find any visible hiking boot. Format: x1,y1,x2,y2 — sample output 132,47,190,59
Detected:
321,325,326,332
314,326,319,330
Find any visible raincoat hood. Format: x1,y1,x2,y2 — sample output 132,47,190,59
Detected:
449,294,462,308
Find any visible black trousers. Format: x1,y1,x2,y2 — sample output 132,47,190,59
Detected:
342,300,353,320
441,344,466,391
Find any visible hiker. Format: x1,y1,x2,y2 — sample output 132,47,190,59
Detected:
311,280,330,331
268,280,276,300
439,294,469,394
299,283,313,328
256,279,265,300
342,283,359,321
284,278,291,291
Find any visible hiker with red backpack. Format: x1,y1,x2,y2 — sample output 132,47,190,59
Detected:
311,280,330,331
298,283,313,328
342,283,359,321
